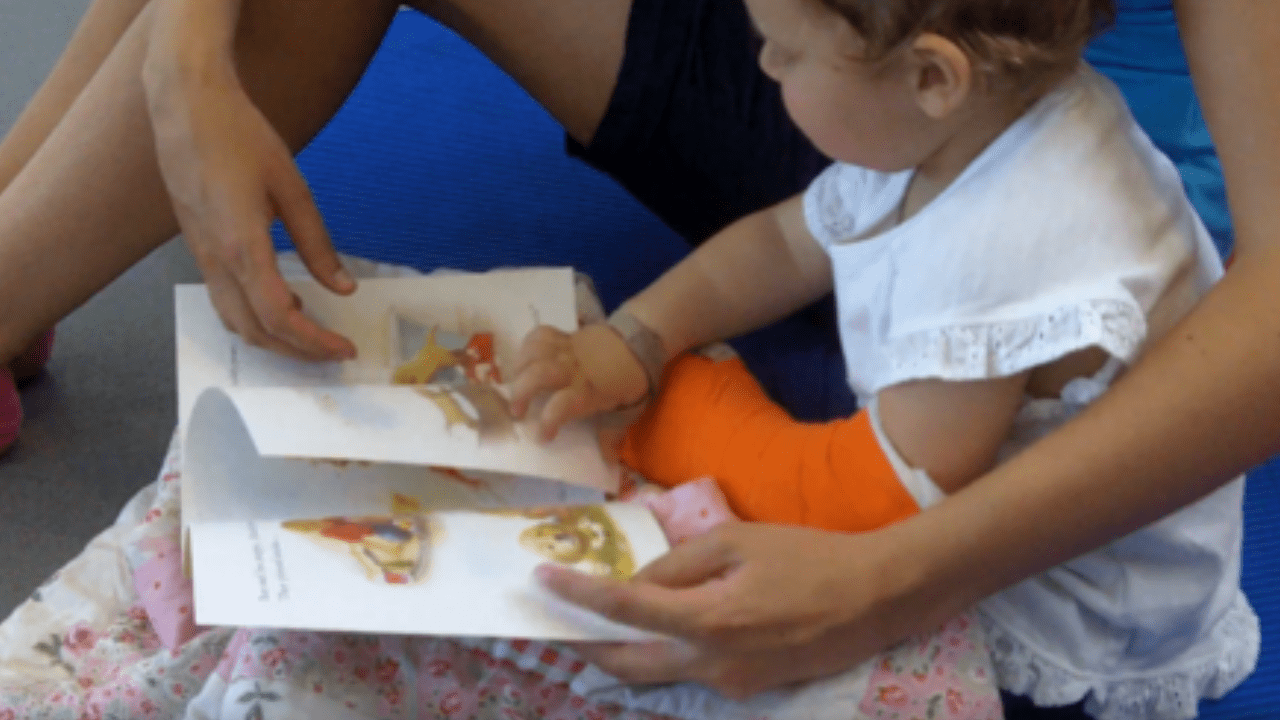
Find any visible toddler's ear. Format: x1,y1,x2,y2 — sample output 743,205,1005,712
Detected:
908,33,972,120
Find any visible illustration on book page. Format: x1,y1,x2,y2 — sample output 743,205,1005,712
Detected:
281,494,638,586
281,494,440,585
390,315,517,444
491,505,637,580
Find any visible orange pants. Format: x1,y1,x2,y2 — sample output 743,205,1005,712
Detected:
620,354,919,533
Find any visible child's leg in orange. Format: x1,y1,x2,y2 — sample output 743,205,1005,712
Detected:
619,354,919,533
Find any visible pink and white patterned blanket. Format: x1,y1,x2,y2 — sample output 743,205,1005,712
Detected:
0,259,1002,720
0,436,1001,720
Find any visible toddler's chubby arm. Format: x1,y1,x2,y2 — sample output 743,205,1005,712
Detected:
876,344,1110,495
510,195,831,439
615,194,833,365
877,374,1030,495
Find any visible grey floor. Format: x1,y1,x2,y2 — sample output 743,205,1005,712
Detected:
0,1,204,617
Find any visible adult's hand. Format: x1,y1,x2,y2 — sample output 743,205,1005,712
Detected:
143,0,357,361
538,520,947,698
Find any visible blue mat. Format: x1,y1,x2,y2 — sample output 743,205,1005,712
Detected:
1200,465,1278,720
277,12,686,310
282,11,1276,718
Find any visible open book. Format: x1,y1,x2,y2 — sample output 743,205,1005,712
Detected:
176,267,668,640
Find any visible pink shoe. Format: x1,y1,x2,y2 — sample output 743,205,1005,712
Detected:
10,329,54,382
0,367,19,456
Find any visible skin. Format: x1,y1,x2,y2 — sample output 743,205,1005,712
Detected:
0,0,401,362
0,0,1275,701
0,0,627,362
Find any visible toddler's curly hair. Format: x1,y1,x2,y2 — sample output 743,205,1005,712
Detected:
819,0,1116,96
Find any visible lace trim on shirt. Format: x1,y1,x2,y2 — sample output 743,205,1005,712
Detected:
884,298,1146,385
983,591,1260,720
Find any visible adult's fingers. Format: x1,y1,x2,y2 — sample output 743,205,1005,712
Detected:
237,219,357,360
535,563,718,640
191,220,340,361
247,265,354,360
632,526,741,589
567,639,699,686
270,157,355,296
205,265,322,360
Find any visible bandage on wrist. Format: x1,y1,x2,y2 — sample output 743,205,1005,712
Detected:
606,309,668,405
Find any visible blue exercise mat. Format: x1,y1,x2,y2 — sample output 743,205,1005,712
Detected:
277,11,686,310
1200,464,1278,720
283,11,1275,718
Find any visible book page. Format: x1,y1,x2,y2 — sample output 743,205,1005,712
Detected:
177,268,659,639
176,267,577,429
176,268,616,491
183,387,606,527
189,503,669,640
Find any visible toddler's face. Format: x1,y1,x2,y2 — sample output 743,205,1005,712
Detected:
745,0,937,172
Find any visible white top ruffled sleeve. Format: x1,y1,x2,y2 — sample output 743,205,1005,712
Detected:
802,66,1222,404
802,66,1258,720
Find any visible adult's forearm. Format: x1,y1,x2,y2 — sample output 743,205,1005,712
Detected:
142,0,242,98
1176,0,1280,261
892,261,1280,619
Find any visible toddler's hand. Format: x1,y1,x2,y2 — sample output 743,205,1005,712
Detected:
509,324,650,441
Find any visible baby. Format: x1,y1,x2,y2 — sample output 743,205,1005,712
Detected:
512,0,1259,717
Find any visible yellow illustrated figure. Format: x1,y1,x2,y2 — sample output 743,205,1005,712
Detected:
415,386,478,432
392,326,460,385
515,506,636,580
392,324,503,387
393,323,517,443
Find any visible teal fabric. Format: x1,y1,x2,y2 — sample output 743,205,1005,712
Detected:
1088,0,1233,256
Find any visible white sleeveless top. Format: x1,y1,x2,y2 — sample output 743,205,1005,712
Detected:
802,65,1259,720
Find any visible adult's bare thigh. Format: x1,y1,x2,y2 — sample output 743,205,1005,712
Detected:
409,0,631,146
0,0,403,358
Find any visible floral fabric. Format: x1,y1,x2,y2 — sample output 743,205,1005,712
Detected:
0,434,1001,719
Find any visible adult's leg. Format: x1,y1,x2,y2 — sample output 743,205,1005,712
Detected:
0,0,149,193
0,0,401,361
409,0,628,148
0,0,149,386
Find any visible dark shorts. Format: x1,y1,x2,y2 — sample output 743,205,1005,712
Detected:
1001,693,1091,720
567,0,830,245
